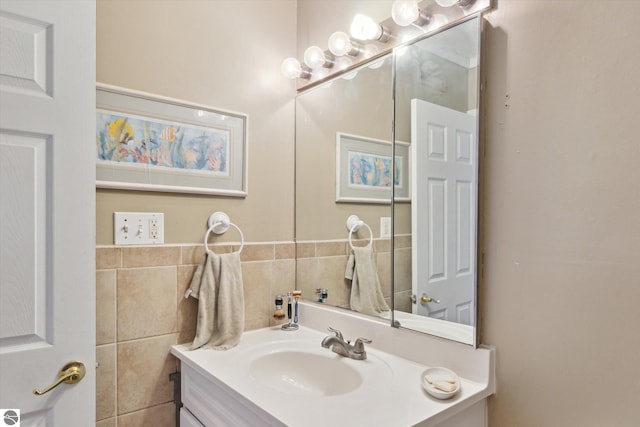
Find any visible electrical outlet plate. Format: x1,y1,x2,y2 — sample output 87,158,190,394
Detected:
114,212,164,245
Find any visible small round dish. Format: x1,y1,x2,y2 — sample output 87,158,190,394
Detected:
421,367,460,400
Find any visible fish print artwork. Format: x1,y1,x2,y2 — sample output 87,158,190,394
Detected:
96,110,230,175
348,151,396,189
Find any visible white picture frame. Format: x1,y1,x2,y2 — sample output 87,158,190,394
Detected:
336,132,410,204
96,83,248,196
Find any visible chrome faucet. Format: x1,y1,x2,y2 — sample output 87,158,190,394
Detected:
321,327,372,360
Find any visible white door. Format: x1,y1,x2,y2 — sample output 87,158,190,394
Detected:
0,1,95,425
411,98,477,325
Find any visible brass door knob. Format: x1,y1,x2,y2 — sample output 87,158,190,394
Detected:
33,361,86,395
420,294,440,304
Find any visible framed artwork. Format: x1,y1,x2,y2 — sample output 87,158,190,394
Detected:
96,83,247,196
336,132,410,203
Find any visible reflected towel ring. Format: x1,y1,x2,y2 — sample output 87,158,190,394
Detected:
204,211,245,254
348,219,373,250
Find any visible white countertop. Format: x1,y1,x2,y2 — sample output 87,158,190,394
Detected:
172,314,493,427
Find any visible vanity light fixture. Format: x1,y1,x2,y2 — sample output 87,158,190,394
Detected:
362,43,380,59
303,46,335,69
311,66,330,82
391,0,431,27
281,57,311,80
282,0,491,89
435,0,476,7
362,44,385,69
328,31,361,57
350,14,391,43
333,56,354,72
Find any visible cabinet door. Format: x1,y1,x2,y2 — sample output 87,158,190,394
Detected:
181,408,205,427
181,364,285,427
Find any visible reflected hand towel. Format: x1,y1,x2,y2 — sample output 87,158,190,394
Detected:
345,246,390,317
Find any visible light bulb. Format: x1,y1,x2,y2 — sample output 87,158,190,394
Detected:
281,57,302,79
304,46,330,69
350,14,383,41
281,57,311,80
342,71,358,80
391,1,420,26
437,0,475,6
334,56,353,72
311,67,330,82
428,13,448,29
435,0,459,7
368,58,385,70
328,31,358,57
362,43,380,59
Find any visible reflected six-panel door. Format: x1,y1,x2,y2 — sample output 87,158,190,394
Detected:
411,98,477,326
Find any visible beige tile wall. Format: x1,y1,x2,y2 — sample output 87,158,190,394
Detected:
295,235,411,312
393,234,412,313
95,242,295,427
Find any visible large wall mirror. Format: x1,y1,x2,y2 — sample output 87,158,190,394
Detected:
295,55,394,310
295,16,482,346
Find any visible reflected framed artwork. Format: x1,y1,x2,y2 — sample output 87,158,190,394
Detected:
96,84,247,196
336,132,410,204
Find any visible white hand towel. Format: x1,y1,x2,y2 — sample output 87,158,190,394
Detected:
186,251,245,351
345,246,390,317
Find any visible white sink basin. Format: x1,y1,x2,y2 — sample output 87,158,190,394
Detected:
238,337,393,400
248,350,362,396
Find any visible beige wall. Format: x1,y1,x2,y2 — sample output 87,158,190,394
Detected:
96,0,297,244
481,1,640,426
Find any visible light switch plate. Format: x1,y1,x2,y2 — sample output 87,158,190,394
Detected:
380,217,391,238
114,212,164,245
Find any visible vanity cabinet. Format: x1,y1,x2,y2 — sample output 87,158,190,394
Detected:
180,363,283,427
179,360,486,427
179,407,203,427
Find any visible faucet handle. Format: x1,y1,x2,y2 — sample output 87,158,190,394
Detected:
327,327,344,340
352,337,372,357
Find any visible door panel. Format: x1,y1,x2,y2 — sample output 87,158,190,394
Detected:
0,10,52,96
0,131,49,346
427,178,446,281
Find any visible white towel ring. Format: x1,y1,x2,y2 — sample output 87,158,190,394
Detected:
347,215,373,250
204,212,244,254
